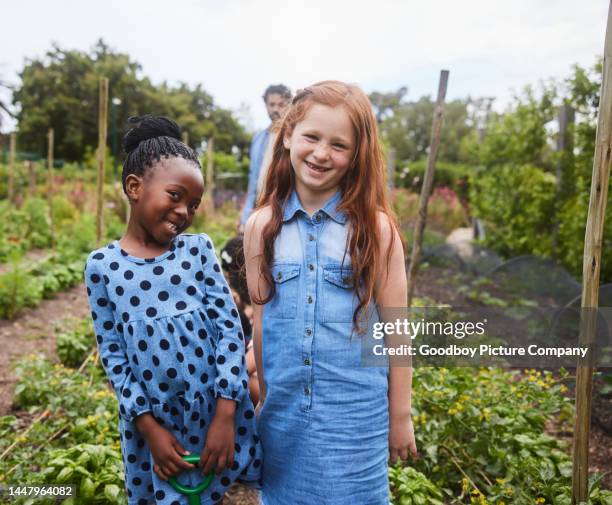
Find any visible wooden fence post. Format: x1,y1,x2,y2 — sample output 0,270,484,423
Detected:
406,70,449,306
47,128,54,245
8,133,16,203
96,78,109,247
553,103,575,255
182,131,189,147
571,2,612,502
387,147,396,191
206,137,215,210
27,161,36,197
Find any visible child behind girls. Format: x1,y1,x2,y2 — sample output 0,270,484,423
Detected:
244,81,417,504
84,116,261,505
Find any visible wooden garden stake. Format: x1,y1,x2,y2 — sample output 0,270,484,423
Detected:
206,137,215,211
27,161,36,196
406,70,449,306
571,3,612,503
8,133,16,203
387,147,396,191
553,103,575,255
47,128,54,245
96,78,109,247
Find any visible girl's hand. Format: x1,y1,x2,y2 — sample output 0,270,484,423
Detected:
200,399,236,475
389,414,417,464
136,414,194,481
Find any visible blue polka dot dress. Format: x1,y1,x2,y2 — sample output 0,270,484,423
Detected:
84,233,262,505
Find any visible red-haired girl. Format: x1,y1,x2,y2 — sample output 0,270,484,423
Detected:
244,81,417,503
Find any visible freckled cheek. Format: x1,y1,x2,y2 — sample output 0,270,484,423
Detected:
332,153,352,172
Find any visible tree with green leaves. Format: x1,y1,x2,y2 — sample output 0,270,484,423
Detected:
12,40,249,162
467,59,612,282
370,87,477,163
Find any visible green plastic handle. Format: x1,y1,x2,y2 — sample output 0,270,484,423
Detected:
168,455,215,505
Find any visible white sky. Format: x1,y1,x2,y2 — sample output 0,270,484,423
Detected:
0,0,608,133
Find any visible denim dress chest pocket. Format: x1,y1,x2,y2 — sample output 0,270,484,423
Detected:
321,265,357,323
268,263,301,319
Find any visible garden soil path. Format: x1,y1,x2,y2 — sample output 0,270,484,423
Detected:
0,283,90,416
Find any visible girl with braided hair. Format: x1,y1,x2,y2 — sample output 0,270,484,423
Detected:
84,116,261,504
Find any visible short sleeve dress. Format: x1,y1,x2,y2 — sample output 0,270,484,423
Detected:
84,233,262,505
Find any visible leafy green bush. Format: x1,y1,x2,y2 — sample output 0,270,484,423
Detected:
396,159,473,204
392,188,467,236
469,164,557,258
390,465,444,504
40,445,125,505
57,319,95,367
22,198,53,248
408,367,612,504
0,257,44,319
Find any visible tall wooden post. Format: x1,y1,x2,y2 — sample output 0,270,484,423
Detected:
47,128,54,245
96,78,109,247
406,70,449,306
553,103,575,255
182,131,190,147
387,147,396,191
8,133,16,203
206,137,215,209
571,3,612,502
27,161,36,196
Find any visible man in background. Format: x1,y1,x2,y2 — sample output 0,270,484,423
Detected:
239,84,291,229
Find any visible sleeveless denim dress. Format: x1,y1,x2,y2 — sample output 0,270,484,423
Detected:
258,191,390,505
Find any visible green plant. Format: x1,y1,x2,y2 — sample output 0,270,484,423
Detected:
469,164,557,258
0,255,44,319
390,465,444,504
40,444,125,505
57,319,95,367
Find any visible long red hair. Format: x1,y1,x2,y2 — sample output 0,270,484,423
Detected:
253,80,400,331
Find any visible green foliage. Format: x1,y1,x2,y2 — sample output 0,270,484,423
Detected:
464,59,612,282
407,367,612,504
191,201,240,254
0,198,52,260
462,85,557,169
57,319,95,367
372,89,477,164
0,196,123,319
389,465,444,504
469,164,557,257
40,445,125,505
392,188,467,236
0,255,44,318
1,352,122,503
13,40,250,161
396,159,473,204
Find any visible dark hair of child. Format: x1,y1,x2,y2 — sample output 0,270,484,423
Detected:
121,115,201,194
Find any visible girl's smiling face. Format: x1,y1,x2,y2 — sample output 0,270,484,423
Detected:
126,157,204,246
283,103,355,201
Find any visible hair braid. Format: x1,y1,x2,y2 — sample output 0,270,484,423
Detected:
121,115,201,193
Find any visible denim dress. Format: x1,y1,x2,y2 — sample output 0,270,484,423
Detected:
84,233,262,505
258,191,390,505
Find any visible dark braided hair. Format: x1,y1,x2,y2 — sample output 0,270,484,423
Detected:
121,115,201,194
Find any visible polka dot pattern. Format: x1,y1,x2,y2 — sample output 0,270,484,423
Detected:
84,233,261,503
